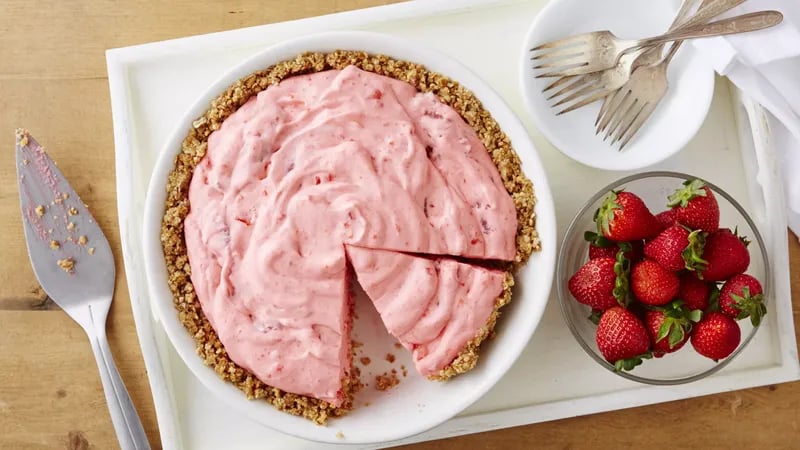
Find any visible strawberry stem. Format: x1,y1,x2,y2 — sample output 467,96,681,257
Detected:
594,190,623,237
733,226,752,248
613,352,653,372
682,229,709,272
667,179,707,208
584,231,614,248
707,283,722,313
731,286,767,327
612,242,632,307
655,300,698,348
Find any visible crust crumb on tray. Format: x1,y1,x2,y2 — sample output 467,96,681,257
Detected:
160,50,539,424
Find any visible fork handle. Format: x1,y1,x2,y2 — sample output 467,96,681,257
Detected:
676,0,746,29
637,10,783,49
88,329,152,450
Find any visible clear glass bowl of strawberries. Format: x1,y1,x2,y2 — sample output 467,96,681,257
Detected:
557,171,770,384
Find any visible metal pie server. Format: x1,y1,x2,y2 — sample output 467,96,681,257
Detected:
15,129,151,450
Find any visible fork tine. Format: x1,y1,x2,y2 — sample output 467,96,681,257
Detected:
603,96,638,141
556,89,612,115
533,54,590,70
552,82,601,107
543,75,577,93
530,45,588,61
596,94,612,127
535,63,592,78
531,35,589,52
596,89,627,134
618,103,658,150
611,101,646,145
546,75,591,100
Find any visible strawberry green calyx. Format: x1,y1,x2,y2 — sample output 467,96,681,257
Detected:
682,229,709,272
614,352,653,372
731,286,767,327
733,226,751,248
707,283,722,312
588,309,603,325
667,178,707,208
594,189,623,236
613,242,632,307
584,231,613,248
655,300,701,349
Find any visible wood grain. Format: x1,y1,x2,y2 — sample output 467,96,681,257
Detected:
0,1,798,449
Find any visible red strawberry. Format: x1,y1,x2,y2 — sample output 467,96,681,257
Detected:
631,259,680,306
667,179,720,233
655,209,677,231
644,225,707,272
585,232,643,262
626,240,644,263
699,228,750,281
678,272,712,311
569,257,628,310
595,190,661,241
586,231,618,259
691,312,741,360
596,306,652,371
644,301,702,357
589,245,620,260
719,274,766,326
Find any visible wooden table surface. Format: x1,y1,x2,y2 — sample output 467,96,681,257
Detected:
1,1,799,449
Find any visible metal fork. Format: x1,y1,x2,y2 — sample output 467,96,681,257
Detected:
595,43,683,150
593,0,717,121
597,11,783,149
546,0,734,115
531,10,783,78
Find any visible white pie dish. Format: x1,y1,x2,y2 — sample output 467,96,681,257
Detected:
519,0,716,171
141,30,556,445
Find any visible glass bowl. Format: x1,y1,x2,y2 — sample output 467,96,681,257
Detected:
556,171,770,384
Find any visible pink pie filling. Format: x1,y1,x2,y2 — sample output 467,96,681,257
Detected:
347,246,505,376
184,65,516,405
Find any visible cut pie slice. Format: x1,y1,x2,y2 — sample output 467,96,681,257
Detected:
346,246,512,379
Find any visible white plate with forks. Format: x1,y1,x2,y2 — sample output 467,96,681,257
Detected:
519,0,716,171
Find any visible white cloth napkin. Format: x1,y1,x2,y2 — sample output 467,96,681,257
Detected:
690,0,800,239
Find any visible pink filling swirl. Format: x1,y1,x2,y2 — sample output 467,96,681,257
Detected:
185,66,516,405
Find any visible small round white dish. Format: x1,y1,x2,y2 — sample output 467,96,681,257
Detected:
142,31,557,444
519,0,716,171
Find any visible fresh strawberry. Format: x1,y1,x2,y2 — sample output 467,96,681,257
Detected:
690,312,741,360
719,274,766,326
568,256,629,310
678,272,712,311
596,306,652,371
698,228,750,281
667,179,720,233
588,244,618,260
644,225,707,272
626,240,644,263
586,231,618,259
645,301,702,357
631,259,680,306
595,190,661,241
585,232,643,262
655,209,677,231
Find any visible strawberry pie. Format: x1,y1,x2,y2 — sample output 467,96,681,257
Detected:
161,51,538,423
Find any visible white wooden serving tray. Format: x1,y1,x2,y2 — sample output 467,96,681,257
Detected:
106,0,800,448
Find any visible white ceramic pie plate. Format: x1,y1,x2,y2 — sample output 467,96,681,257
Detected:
142,31,557,445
